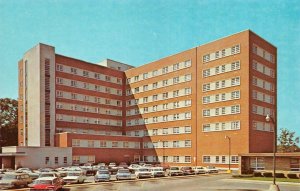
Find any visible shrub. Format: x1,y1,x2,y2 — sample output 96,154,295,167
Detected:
253,172,263,177
275,173,285,178
287,173,298,179
263,172,273,177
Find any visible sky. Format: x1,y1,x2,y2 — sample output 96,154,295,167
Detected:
0,0,299,138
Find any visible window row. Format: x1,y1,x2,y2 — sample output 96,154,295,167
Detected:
126,99,192,116
56,64,122,85
126,88,192,106
126,112,192,126
252,90,274,104
252,44,275,63
203,61,240,78
144,140,192,148
203,77,240,92
252,77,275,92
203,44,240,63
45,156,68,165
72,156,95,164
56,127,123,136
126,126,191,137
253,121,274,132
203,155,239,164
56,114,122,126
127,60,191,83
127,74,192,95
56,102,122,116
56,91,122,107
252,60,275,78
72,139,140,149
252,105,275,117
143,155,192,163
203,90,240,104
202,121,240,132
56,77,122,96
203,105,240,117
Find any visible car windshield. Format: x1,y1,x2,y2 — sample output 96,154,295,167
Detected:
170,167,179,170
2,174,17,180
153,169,162,171
98,171,109,174
118,170,129,173
40,173,55,177
139,169,149,172
68,172,80,176
35,180,52,185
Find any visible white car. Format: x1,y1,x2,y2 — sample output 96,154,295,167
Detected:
135,168,152,179
204,166,219,173
149,167,165,177
63,171,86,184
128,164,141,171
166,166,183,176
192,166,206,174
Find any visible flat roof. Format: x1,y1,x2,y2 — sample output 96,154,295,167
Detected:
0,152,27,156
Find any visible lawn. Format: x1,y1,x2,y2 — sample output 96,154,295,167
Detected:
234,176,300,183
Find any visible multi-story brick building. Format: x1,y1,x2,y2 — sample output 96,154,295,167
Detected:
17,30,277,169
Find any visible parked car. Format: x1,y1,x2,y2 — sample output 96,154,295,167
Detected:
181,166,195,175
63,171,86,184
128,164,141,172
118,162,128,169
204,166,219,173
116,169,132,180
149,167,165,177
108,162,117,168
94,170,111,182
135,168,152,179
192,166,206,174
38,172,64,185
0,172,32,189
16,168,39,180
32,177,63,191
166,166,183,176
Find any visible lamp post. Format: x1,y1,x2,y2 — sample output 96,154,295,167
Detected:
225,135,231,173
265,114,280,191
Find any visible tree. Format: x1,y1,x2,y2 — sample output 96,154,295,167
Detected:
277,128,300,152
0,98,18,146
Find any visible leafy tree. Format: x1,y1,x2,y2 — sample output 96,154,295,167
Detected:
277,128,300,152
0,98,18,146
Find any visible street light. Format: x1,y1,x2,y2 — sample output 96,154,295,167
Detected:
225,135,231,173
265,114,280,191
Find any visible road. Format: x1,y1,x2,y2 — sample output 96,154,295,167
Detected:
16,174,300,191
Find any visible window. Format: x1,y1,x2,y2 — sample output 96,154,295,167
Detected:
173,141,179,148
143,107,148,113
63,157,67,164
222,156,226,163
231,156,239,164
56,64,63,71
134,87,139,93
203,109,210,117
163,103,168,110
163,115,168,122
203,124,210,132
143,73,148,79
112,142,118,148
163,128,168,135
143,85,148,91
143,97,148,103
153,95,158,101
173,90,179,97
185,112,191,119
231,121,240,130
185,74,191,81
185,88,191,95
152,70,158,76
45,157,50,164
184,60,191,67
100,141,107,147
203,156,210,163
185,156,191,163
83,70,89,77
162,67,168,74
134,75,139,82
185,140,191,147
203,69,210,77
250,157,265,170
185,100,191,106
153,105,157,111
71,80,77,87
185,126,191,133
173,127,179,134
173,101,179,108
152,129,158,135
153,82,158,89
173,63,179,70
203,96,210,104
55,157,58,164
221,65,226,73
71,67,77,74
173,156,179,163
163,141,168,148
153,116,158,123
215,81,220,89
203,84,210,92
163,92,168,99
173,77,179,84
163,80,168,86
203,54,210,63
290,158,300,171
173,114,179,120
